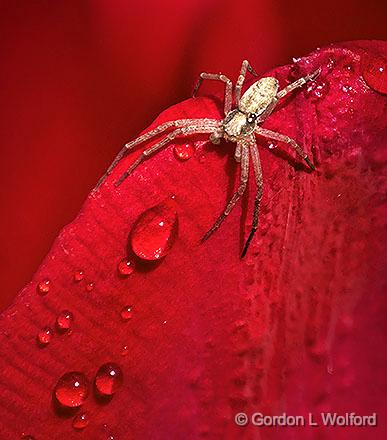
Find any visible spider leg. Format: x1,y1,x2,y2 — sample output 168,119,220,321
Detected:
192,73,233,115
201,140,249,243
277,67,321,99
94,118,219,190
256,127,316,171
241,138,263,258
234,142,242,162
115,122,220,187
235,59,258,106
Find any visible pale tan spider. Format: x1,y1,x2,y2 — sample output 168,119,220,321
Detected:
95,60,320,257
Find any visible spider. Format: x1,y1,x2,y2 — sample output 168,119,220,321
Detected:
94,60,320,257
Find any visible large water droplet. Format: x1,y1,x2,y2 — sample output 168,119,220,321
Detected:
37,279,51,295
117,258,135,277
37,326,53,346
73,412,89,430
173,143,194,161
73,270,84,282
120,305,133,321
130,199,178,260
361,54,387,94
56,310,74,332
95,363,123,396
54,372,89,407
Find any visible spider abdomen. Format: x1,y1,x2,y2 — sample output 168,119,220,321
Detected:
239,77,279,115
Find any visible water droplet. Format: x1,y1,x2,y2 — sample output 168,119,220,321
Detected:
194,140,208,150
326,57,335,72
268,141,278,150
54,372,89,407
85,282,94,292
173,143,194,161
130,199,178,260
37,279,50,295
74,270,84,282
121,345,129,356
361,54,387,94
120,305,133,321
56,310,74,332
73,412,89,430
340,83,354,94
287,64,301,82
198,154,206,163
117,258,135,277
305,80,329,100
95,363,123,396
21,435,35,440
37,326,53,346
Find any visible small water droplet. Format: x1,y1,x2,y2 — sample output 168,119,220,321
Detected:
326,57,335,72
287,64,301,82
54,372,89,407
73,412,89,430
85,282,94,292
120,305,133,321
21,435,35,440
341,83,354,94
198,154,206,163
194,140,208,150
117,258,135,277
37,279,51,295
173,143,194,161
95,363,123,396
56,310,74,332
130,199,178,260
121,345,129,356
268,141,278,150
74,270,84,282
305,80,329,100
361,54,387,94
37,326,53,346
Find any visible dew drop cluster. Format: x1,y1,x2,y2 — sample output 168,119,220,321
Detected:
53,363,123,430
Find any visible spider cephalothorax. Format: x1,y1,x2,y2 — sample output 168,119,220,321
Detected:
94,60,320,257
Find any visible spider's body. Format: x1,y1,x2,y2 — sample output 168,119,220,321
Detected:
221,77,279,143
95,60,320,257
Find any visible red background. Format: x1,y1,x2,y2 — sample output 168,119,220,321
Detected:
0,0,386,310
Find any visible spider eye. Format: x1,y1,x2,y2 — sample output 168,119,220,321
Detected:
247,112,257,123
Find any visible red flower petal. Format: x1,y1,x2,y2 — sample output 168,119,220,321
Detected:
0,41,386,439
